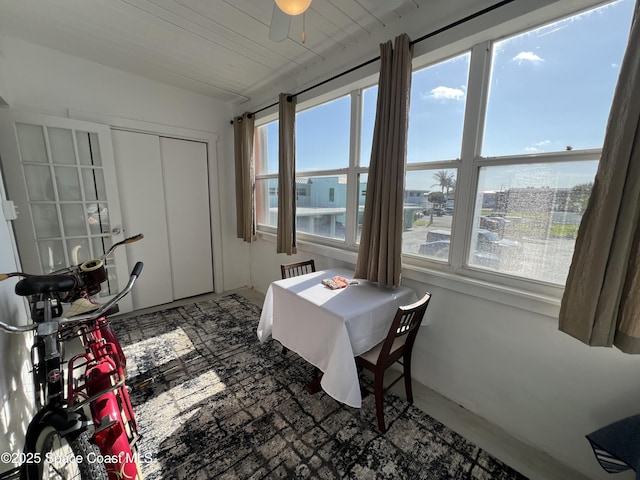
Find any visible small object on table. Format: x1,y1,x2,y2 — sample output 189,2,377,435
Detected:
322,276,349,289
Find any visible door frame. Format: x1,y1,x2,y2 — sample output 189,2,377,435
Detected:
69,109,224,294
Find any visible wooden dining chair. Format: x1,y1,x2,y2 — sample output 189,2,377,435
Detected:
356,292,432,433
281,259,316,279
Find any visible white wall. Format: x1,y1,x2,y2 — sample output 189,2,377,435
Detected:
0,170,35,474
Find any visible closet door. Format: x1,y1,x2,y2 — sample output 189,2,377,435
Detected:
111,130,173,309
160,137,213,299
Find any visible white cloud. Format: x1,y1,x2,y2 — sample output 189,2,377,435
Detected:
525,147,539,152
513,51,544,65
423,86,466,101
535,140,551,146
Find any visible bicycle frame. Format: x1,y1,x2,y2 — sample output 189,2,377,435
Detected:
66,317,141,479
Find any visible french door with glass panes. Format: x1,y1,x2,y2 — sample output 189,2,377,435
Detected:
0,110,133,312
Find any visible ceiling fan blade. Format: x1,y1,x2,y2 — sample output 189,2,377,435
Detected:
269,4,291,42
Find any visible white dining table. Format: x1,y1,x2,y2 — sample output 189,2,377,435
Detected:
257,267,417,408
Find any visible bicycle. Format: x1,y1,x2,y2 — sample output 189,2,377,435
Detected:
0,234,145,480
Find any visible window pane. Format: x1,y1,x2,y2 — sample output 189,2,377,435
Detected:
405,169,457,258
77,131,102,166
407,53,470,162
296,96,351,171
356,173,368,243
255,122,278,175
256,178,277,227
360,87,377,168
470,161,598,283
48,127,76,165
483,0,633,156
296,175,346,240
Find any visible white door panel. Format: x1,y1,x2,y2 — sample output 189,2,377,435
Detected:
111,130,173,310
160,137,213,299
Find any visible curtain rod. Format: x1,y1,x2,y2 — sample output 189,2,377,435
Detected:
230,0,515,124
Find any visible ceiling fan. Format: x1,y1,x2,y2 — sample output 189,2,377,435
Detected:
268,0,411,43
268,0,311,43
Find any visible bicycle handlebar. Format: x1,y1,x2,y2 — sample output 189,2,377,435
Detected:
0,262,144,334
65,262,143,323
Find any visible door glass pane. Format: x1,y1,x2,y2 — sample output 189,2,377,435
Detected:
77,131,102,166
67,238,91,266
31,204,61,239
24,165,55,201
60,203,87,236
16,123,48,163
92,236,111,259
48,127,76,165
37,240,65,273
87,203,110,234
54,167,82,201
92,236,116,296
82,168,106,201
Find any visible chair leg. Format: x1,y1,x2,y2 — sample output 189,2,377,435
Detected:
404,354,414,404
374,370,386,433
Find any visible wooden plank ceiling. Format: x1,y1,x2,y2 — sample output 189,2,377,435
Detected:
0,0,428,104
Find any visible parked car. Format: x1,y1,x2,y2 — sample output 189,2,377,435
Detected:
420,228,522,268
486,213,511,227
418,239,501,269
479,215,501,231
475,229,523,256
423,208,444,217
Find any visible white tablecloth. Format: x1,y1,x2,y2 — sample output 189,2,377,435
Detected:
257,268,417,408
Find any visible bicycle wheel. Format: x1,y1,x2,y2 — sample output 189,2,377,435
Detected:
24,423,108,480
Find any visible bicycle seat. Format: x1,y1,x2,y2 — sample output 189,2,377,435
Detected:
15,275,77,296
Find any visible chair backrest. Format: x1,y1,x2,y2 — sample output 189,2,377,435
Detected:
281,259,316,279
379,292,431,362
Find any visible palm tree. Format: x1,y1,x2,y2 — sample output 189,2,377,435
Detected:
432,170,455,194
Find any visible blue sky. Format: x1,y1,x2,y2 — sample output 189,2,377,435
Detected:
264,0,633,191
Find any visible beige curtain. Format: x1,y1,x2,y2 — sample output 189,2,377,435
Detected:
559,0,640,353
354,34,412,287
233,112,256,242
277,93,297,255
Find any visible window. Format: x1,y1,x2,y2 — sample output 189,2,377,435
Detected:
403,52,469,259
255,96,353,241
467,0,633,284
255,0,633,291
